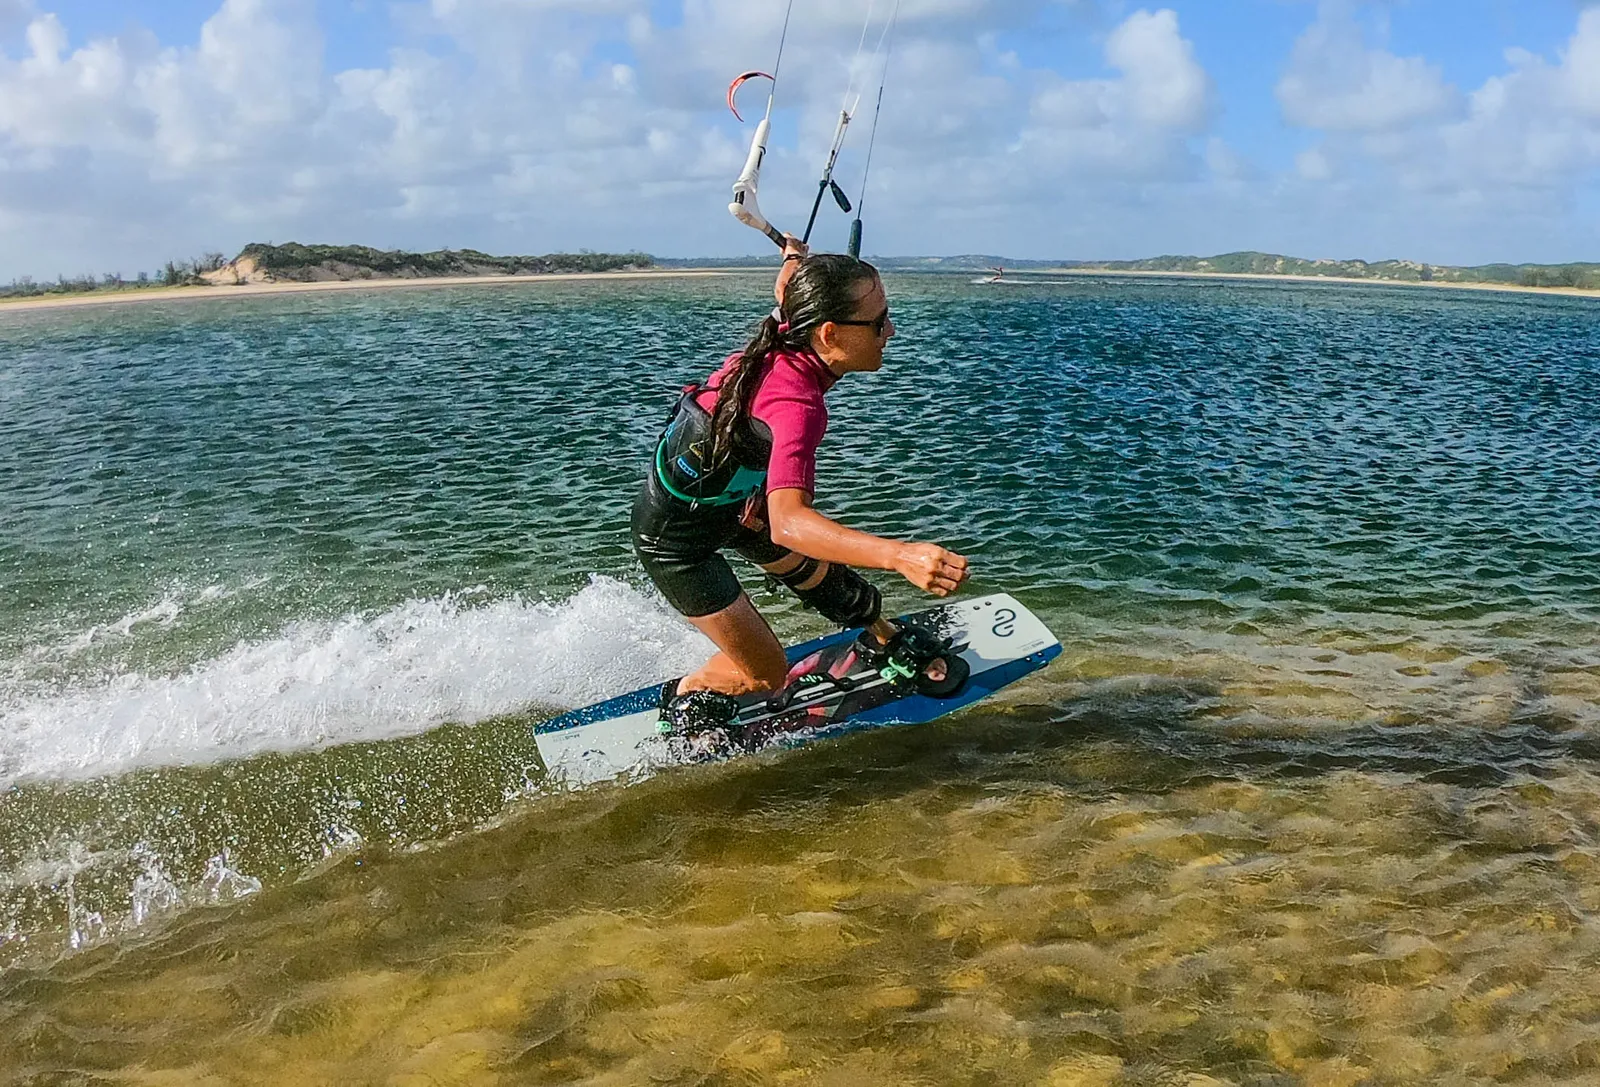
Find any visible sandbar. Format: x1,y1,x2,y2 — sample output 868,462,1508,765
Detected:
1023,266,1600,300
0,268,732,315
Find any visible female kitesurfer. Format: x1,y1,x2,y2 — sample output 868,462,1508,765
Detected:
633,237,970,734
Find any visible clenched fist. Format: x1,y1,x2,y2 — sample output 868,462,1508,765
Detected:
894,543,969,597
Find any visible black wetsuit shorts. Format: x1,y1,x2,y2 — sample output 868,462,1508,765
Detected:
631,472,787,618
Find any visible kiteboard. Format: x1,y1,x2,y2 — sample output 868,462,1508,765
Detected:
535,593,1060,787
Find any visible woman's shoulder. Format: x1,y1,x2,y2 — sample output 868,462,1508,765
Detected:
699,351,743,387
751,351,831,417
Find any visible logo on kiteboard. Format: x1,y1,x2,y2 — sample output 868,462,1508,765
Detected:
991,608,1017,638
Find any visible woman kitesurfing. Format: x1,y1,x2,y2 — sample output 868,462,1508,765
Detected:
630,0,970,736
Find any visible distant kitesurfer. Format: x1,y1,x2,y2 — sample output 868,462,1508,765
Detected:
632,237,970,735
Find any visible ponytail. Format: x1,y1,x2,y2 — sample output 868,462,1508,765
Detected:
707,314,783,470
707,254,879,467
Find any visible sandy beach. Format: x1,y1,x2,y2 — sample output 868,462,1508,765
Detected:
3,264,1597,315
0,268,733,314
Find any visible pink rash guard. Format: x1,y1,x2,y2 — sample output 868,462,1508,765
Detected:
693,348,837,496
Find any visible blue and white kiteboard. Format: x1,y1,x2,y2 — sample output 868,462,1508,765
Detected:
535,593,1060,787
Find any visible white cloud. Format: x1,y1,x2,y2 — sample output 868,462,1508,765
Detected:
994,8,1214,184
0,0,324,173
1204,137,1249,184
1107,9,1210,129
7,0,1596,275
1276,2,1460,132
0,2,1231,276
1244,4,1600,265
1295,146,1332,181
1426,18,1600,190
1560,8,1600,117
1272,5,1600,194
1005,6,1213,155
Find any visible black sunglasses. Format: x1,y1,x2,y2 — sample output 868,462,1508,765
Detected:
832,307,890,337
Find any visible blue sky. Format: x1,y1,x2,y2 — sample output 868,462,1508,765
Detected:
1,0,1598,278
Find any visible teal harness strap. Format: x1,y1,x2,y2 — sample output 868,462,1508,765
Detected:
654,440,765,507
653,375,771,508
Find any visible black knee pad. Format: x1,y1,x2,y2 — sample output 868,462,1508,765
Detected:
778,559,882,628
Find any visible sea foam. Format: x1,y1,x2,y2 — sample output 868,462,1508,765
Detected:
0,576,710,787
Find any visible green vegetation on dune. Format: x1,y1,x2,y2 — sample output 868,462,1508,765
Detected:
0,253,229,300
237,243,653,282
1463,261,1600,288
891,250,1600,289
1,245,655,300
5,244,1598,301
1081,250,1600,288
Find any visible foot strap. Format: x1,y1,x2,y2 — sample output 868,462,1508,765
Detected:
855,624,970,697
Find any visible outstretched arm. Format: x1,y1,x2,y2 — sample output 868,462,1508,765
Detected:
766,487,968,597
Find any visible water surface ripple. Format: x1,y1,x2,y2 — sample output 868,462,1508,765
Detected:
1,275,1598,1084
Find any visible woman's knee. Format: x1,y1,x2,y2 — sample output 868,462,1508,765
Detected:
770,559,882,629
763,552,831,591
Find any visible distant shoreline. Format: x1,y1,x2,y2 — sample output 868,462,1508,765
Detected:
0,268,731,314
3,263,1597,316
1016,266,1600,300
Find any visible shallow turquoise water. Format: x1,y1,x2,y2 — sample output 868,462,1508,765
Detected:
2,275,1599,1083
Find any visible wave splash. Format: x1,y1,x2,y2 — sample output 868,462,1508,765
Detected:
0,577,709,788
